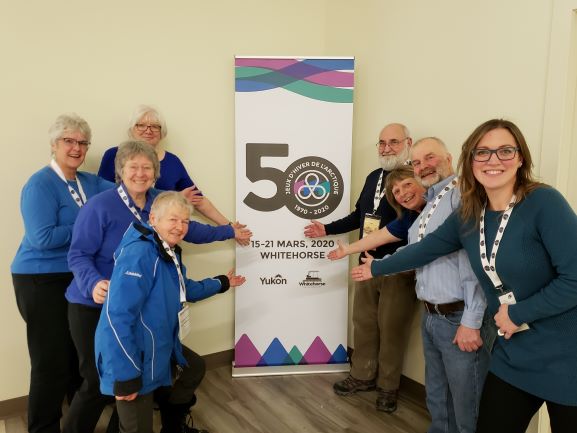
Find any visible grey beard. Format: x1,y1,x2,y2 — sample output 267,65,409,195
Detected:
379,148,409,171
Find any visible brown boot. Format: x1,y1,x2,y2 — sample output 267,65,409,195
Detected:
333,375,376,396
376,388,398,413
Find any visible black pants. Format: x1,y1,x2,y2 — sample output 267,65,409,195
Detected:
12,273,80,433
477,372,577,433
116,346,206,433
63,303,115,433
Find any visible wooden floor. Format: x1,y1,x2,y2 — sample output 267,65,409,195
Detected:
1,366,430,433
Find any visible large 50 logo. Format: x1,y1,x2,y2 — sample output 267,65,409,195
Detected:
244,143,344,219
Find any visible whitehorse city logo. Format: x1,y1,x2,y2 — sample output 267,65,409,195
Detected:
299,270,326,286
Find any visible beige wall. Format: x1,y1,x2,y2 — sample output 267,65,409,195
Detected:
0,0,560,406
0,0,329,401
324,0,553,382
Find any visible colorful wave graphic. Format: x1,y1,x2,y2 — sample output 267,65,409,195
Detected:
235,58,354,103
235,334,348,367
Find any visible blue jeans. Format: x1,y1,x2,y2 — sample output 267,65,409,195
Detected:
422,311,490,433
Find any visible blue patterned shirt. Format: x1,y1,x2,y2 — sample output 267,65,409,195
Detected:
405,175,485,329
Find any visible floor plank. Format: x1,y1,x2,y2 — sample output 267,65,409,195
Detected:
4,366,430,433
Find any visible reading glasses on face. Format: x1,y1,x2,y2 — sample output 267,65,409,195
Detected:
135,123,161,132
376,137,408,149
60,137,90,148
472,147,519,162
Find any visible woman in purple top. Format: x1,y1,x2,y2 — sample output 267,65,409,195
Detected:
98,105,249,244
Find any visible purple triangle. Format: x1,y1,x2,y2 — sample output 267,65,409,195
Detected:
234,334,262,367
303,336,332,364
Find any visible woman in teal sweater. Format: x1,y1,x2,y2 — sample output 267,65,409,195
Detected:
352,119,577,433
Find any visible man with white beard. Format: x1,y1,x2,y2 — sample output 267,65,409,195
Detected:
304,123,416,413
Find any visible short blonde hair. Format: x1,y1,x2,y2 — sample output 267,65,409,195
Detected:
151,191,193,220
48,113,92,146
114,141,160,184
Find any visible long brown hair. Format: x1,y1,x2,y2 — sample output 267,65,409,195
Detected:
457,119,544,226
385,165,418,219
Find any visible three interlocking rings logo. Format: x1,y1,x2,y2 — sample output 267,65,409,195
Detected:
243,143,344,219
284,156,344,218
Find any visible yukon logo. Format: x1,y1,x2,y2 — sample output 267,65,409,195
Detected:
260,274,287,285
299,270,325,286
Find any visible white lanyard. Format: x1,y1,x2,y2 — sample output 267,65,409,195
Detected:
155,230,187,304
117,185,145,223
372,170,386,213
479,195,516,290
50,159,87,207
417,177,458,241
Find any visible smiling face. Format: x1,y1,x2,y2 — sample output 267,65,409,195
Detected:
131,112,162,147
378,124,411,170
120,154,156,198
391,177,426,211
149,206,190,247
51,129,89,178
472,128,521,196
411,138,454,188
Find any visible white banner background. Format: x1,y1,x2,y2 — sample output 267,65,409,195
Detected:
234,57,354,375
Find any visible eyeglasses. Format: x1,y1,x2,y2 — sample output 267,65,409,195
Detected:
60,137,90,148
472,147,519,162
135,123,161,133
376,137,408,149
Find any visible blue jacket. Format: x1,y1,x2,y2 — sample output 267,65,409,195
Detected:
95,222,229,397
66,185,234,307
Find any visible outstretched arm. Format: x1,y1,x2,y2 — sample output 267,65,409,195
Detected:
180,186,252,245
328,227,401,260
351,253,375,281
304,220,326,238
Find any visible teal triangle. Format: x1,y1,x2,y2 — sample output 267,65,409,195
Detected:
288,346,303,364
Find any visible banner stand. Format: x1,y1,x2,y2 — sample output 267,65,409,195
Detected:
232,363,349,378
234,56,354,376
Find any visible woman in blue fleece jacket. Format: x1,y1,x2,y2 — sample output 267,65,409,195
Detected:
96,191,245,433
64,141,248,433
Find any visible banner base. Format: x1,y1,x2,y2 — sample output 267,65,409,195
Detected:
232,362,350,378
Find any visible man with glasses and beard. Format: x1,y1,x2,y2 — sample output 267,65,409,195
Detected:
304,123,416,413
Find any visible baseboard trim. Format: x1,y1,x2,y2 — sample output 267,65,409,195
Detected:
399,375,427,408
0,396,27,419
203,348,234,370
0,348,426,418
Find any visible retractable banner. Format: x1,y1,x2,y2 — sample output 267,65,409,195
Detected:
234,56,354,375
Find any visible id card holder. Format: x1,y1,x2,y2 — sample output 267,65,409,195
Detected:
363,214,381,238
498,290,530,334
178,303,191,341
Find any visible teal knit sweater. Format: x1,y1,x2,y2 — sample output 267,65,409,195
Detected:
371,186,577,405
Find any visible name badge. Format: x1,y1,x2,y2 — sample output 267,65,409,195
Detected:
178,304,191,341
363,214,381,238
498,290,530,335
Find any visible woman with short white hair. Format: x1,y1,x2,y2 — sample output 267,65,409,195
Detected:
98,105,245,236
11,113,113,433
